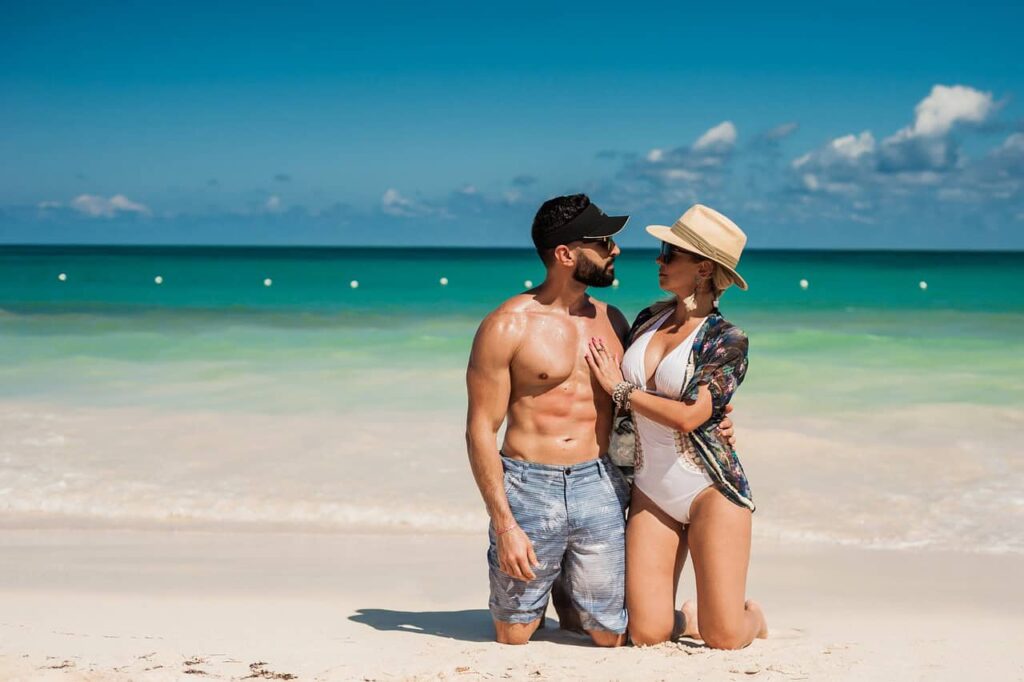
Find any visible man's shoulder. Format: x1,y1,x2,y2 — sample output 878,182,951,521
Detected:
492,292,543,315
578,294,626,321
587,297,629,334
476,295,538,337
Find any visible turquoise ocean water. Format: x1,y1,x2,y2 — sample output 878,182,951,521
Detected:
1,246,1022,412
1,246,1022,552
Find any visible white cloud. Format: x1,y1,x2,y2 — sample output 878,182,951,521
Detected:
381,188,446,218
885,85,995,145
70,193,150,218
831,132,876,160
792,131,875,171
265,195,282,212
998,132,1024,154
792,152,812,169
909,84,994,137
646,148,664,162
381,188,414,216
693,121,738,151
665,169,701,182
871,85,997,173
37,200,62,209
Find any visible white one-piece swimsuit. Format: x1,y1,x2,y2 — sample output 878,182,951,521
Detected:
621,309,713,525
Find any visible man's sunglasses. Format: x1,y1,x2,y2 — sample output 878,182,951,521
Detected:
579,236,616,250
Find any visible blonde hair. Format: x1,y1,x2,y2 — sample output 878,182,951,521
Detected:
710,265,732,300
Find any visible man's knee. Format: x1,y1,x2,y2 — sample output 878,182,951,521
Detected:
588,629,625,648
494,619,540,645
495,630,531,646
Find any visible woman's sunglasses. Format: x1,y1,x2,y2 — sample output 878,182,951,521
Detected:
659,242,692,264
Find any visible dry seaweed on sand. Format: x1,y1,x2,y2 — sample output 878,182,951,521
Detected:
244,660,298,680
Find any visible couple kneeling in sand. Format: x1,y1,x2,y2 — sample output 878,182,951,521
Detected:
466,194,768,649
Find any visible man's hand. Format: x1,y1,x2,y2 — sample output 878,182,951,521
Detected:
496,527,539,581
718,404,737,447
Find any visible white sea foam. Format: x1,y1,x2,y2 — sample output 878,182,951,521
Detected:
1,381,1021,555
0,495,486,533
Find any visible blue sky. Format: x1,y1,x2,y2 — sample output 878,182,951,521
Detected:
2,1,1023,248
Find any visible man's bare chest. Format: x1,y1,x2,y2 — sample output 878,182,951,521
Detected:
511,316,622,392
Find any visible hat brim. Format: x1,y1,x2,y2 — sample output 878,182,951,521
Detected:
581,214,629,239
645,224,749,291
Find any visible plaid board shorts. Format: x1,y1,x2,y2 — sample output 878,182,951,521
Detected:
487,454,630,634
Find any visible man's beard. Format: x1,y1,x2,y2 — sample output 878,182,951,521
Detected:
573,257,615,287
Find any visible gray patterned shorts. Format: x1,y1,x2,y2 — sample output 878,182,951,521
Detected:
488,454,630,634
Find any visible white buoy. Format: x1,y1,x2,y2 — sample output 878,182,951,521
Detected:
350,280,359,289
439,277,449,286
524,279,533,288
799,278,809,290
263,278,273,287
57,273,67,282
154,275,163,285
919,280,928,290
612,278,620,288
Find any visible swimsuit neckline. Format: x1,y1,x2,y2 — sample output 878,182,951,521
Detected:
638,309,704,393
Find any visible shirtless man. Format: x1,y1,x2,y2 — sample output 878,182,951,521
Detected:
466,194,631,646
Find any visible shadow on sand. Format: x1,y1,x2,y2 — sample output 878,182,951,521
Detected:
349,608,495,642
349,609,596,645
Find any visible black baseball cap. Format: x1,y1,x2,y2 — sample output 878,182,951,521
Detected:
533,202,630,249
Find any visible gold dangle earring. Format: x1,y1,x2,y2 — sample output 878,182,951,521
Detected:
683,275,700,312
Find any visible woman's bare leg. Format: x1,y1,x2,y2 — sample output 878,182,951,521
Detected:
687,488,767,650
625,488,685,646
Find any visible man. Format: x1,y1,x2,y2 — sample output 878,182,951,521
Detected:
465,194,732,647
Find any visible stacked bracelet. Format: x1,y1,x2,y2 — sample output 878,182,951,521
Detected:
494,523,518,536
612,381,640,411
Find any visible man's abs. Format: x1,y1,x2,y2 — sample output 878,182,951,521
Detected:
501,391,612,465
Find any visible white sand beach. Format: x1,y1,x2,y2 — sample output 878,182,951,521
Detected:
2,396,1023,679
1,529,1022,681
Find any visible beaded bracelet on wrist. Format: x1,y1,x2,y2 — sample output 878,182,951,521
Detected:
612,381,641,411
493,522,518,537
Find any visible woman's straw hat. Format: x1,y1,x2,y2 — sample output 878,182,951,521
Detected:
645,204,749,291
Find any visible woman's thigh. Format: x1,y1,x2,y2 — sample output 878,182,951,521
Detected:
625,487,684,642
686,487,752,636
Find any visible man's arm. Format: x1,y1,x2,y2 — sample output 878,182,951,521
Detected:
465,312,538,581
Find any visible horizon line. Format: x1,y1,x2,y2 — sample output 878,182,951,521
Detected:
1,243,1023,255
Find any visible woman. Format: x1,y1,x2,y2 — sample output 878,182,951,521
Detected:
585,204,767,649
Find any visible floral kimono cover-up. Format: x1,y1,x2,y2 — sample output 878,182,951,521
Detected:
615,300,755,512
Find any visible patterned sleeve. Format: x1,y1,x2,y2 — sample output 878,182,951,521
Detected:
681,323,749,421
